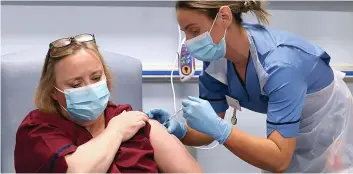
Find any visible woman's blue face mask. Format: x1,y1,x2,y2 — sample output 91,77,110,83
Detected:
55,78,110,123
185,13,227,62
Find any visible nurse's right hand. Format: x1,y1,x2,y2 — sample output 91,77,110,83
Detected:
108,111,149,142
147,108,187,139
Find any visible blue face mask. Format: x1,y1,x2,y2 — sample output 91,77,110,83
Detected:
185,13,227,62
55,78,110,123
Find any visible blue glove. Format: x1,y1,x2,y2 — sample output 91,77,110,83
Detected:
146,108,169,123
182,96,232,144
146,108,187,139
164,119,187,140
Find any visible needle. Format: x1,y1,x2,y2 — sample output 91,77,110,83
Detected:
162,108,183,126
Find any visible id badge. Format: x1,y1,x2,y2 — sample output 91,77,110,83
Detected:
231,110,237,125
225,95,241,111
225,95,241,125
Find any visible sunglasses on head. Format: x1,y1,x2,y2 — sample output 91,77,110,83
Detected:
43,33,97,74
49,33,96,57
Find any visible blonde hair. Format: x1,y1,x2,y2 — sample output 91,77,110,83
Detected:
176,0,270,25
35,40,113,114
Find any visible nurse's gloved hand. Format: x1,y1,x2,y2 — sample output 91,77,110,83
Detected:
182,96,232,144
146,108,169,123
146,108,187,140
164,119,187,140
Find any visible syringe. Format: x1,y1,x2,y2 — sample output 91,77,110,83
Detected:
162,107,183,126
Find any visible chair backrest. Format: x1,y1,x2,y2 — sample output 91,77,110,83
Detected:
1,49,143,172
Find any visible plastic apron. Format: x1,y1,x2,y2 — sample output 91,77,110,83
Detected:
204,32,353,173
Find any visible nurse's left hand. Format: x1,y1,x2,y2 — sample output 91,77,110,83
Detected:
182,96,232,144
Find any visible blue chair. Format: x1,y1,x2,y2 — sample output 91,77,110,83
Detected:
1,49,143,172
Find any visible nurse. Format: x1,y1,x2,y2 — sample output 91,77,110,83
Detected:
148,1,353,173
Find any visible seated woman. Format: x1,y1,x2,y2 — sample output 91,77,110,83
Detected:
14,34,202,173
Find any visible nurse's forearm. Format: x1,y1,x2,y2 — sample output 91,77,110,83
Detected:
181,124,214,146
65,128,122,173
224,128,294,173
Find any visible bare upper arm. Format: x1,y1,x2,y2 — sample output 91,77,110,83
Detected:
148,119,203,173
268,130,296,170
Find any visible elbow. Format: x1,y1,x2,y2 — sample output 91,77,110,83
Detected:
270,159,290,173
265,153,292,173
272,166,288,173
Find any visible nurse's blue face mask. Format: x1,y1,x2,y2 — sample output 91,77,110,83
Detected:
55,78,111,123
185,12,227,62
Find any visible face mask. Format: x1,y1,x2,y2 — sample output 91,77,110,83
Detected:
185,13,227,62
55,78,110,123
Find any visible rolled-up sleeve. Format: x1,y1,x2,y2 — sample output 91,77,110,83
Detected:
199,62,229,113
264,49,307,138
15,123,77,173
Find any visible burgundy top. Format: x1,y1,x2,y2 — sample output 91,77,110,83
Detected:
14,101,158,173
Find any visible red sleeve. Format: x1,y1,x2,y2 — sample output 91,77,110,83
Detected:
14,118,77,173
105,102,158,173
114,123,158,173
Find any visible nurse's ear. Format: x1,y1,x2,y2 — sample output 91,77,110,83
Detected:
219,6,233,29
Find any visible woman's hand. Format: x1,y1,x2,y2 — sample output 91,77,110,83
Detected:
108,111,149,142
65,110,148,173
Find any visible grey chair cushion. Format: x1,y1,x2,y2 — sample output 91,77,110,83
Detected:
1,49,142,172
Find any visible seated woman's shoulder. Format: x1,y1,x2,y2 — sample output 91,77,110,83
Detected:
105,101,133,117
22,109,68,123
18,109,74,134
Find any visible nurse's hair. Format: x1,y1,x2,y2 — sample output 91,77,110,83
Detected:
175,0,270,25
34,37,113,114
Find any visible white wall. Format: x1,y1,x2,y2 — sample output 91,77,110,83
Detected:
2,1,353,68
2,1,353,172
1,3,179,69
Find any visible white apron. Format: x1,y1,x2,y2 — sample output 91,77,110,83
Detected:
204,32,353,173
